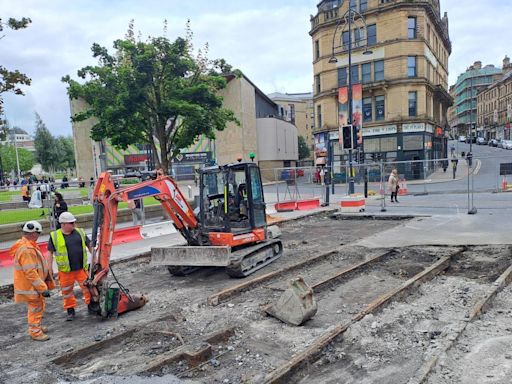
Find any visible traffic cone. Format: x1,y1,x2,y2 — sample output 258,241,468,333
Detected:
398,178,408,196
502,177,508,192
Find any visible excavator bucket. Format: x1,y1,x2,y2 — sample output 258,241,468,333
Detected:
265,276,317,326
151,246,233,267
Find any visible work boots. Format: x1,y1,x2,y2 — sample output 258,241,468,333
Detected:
32,333,50,342
66,307,76,321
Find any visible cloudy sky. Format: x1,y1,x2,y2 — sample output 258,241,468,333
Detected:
1,0,510,137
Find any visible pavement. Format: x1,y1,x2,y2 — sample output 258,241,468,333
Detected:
1,163,510,287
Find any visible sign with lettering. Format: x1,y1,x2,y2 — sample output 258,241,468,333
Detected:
124,154,148,164
173,152,211,163
402,123,426,133
362,125,397,137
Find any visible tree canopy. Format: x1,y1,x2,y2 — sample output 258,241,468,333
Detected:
0,17,32,129
34,113,75,172
0,143,34,174
62,21,239,173
298,135,311,160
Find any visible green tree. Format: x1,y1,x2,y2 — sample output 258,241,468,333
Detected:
0,144,35,173
298,135,311,160
62,21,238,173
55,135,75,170
0,17,32,129
34,112,58,172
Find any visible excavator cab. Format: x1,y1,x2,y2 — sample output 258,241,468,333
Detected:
199,162,266,235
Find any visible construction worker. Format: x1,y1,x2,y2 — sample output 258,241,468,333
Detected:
48,212,92,321
11,220,55,341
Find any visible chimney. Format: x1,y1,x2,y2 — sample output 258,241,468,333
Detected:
503,55,510,68
473,61,482,70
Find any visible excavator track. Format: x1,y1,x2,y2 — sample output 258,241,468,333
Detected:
167,266,201,276
225,239,283,278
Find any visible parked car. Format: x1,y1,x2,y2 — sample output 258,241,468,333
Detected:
465,136,477,144
502,140,512,150
476,137,487,145
488,138,498,147
458,135,467,142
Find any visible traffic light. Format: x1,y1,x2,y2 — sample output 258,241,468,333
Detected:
341,125,354,150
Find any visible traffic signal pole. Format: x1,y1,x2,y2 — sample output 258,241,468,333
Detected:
347,10,355,195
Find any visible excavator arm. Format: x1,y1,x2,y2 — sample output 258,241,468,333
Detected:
87,171,199,317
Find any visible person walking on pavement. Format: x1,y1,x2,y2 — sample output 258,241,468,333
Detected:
53,192,68,229
11,221,55,341
451,156,459,180
48,212,92,321
388,169,400,203
128,198,143,226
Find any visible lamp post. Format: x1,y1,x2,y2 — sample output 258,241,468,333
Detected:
329,7,372,195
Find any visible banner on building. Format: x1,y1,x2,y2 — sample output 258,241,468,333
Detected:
338,85,363,148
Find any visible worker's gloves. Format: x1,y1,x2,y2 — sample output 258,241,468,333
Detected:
41,290,51,298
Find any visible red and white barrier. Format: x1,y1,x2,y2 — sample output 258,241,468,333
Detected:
0,221,177,268
398,179,408,196
340,195,366,213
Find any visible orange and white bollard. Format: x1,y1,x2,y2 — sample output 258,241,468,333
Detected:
398,179,408,196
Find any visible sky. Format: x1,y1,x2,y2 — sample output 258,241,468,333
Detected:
1,0,511,137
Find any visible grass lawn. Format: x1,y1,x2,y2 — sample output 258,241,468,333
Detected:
0,197,161,226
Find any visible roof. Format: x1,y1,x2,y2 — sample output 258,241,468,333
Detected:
267,92,313,102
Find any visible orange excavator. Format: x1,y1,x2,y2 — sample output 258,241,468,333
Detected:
87,161,282,318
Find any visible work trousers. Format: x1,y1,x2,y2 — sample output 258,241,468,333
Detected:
27,297,45,338
58,269,91,309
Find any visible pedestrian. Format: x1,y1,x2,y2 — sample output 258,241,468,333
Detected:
388,169,399,203
128,198,143,226
451,157,459,180
53,192,68,229
89,177,95,187
78,176,85,188
10,220,55,341
319,167,326,186
450,144,455,156
28,187,43,209
48,212,92,321
40,180,49,200
21,183,30,202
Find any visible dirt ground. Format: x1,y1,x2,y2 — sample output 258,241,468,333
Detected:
1,214,511,384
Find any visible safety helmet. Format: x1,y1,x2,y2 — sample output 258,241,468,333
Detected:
22,220,43,233
58,212,77,224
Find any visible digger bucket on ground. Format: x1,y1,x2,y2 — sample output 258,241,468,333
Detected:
265,276,317,326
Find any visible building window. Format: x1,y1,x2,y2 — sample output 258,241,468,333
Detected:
315,74,321,94
367,24,376,45
354,28,362,47
338,67,347,87
408,56,417,77
375,95,385,120
317,105,322,128
362,63,372,83
408,17,416,39
315,40,320,60
363,97,372,122
408,91,417,116
426,24,431,43
350,65,360,84
350,0,357,10
374,60,384,81
342,31,350,50
360,0,367,11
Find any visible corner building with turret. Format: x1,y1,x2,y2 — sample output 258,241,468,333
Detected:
311,0,452,179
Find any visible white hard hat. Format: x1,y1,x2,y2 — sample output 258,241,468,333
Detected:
58,212,77,224
23,220,42,233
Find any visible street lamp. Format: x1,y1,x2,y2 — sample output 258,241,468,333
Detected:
329,7,372,195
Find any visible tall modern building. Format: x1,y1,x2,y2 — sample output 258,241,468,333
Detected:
477,56,512,141
448,61,502,139
310,0,452,179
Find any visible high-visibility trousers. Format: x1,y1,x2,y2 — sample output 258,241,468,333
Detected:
27,297,45,337
58,269,91,309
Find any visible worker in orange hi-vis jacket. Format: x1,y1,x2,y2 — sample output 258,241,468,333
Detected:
11,221,55,341
48,212,93,321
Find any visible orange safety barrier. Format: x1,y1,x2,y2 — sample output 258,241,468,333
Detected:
275,201,297,212
398,179,408,195
296,198,320,210
0,226,146,269
340,195,366,213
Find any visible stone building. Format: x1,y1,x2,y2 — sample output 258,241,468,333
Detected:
268,92,315,161
477,56,512,140
448,61,502,139
70,73,298,181
310,0,452,179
